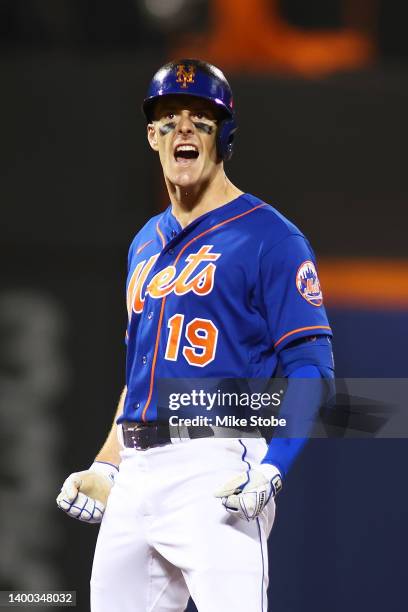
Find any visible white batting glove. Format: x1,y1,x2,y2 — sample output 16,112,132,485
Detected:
214,463,282,521
56,461,118,524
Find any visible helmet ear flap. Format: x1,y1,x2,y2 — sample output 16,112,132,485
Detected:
217,118,237,161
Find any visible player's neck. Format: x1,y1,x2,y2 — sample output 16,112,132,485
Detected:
166,172,243,229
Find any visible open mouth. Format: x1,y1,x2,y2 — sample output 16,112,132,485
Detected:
174,144,199,163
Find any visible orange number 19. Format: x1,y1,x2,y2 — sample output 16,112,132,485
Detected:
165,314,218,367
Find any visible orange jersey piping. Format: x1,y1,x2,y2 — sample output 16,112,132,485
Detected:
274,325,332,348
156,220,166,249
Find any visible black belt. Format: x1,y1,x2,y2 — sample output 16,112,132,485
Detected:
121,421,259,450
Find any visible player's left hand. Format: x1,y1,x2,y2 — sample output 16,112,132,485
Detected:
214,463,282,521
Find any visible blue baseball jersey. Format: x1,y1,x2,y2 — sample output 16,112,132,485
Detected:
119,193,332,423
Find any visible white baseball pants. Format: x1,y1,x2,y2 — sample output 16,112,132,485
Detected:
90,435,275,612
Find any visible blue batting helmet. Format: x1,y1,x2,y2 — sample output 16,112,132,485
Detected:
142,59,237,161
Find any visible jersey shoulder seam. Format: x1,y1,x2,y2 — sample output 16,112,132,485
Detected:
241,196,307,248
260,231,308,261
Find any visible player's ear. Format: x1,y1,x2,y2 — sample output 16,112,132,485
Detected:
147,123,159,151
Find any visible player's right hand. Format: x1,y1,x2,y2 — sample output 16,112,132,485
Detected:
56,461,118,524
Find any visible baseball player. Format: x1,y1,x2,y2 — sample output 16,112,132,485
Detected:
57,59,334,611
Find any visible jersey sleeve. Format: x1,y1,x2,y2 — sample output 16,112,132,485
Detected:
260,234,332,352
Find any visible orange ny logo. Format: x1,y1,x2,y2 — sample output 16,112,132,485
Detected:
176,64,195,89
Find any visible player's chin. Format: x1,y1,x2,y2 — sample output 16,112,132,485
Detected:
169,165,203,188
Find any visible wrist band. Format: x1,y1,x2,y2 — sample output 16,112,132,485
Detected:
90,461,119,484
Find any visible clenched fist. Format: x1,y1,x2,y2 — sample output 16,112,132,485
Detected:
56,461,118,524
214,463,282,521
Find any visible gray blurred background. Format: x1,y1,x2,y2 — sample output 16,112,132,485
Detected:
1,1,407,610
